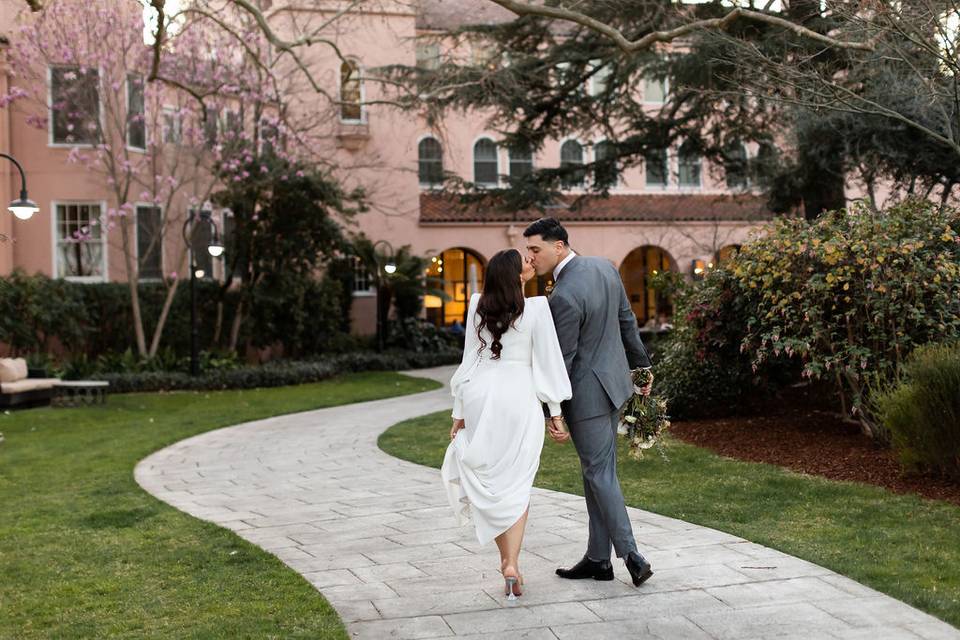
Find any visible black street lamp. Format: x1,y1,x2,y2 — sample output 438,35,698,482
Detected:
1,153,39,221
372,239,397,353
181,209,224,376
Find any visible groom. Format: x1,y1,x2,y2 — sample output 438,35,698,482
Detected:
524,217,655,587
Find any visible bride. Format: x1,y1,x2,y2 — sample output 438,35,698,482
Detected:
441,248,572,600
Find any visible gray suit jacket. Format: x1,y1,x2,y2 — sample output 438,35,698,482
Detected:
548,255,652,422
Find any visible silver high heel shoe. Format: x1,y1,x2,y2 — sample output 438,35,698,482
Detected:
504,576,519,601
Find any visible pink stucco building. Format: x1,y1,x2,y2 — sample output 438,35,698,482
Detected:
0,0,775,337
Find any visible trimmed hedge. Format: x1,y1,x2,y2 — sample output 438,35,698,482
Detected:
98,349,462,393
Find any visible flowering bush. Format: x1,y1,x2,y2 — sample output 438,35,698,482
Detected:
685,199,960,437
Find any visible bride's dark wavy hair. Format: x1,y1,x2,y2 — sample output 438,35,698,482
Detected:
476,249,525,360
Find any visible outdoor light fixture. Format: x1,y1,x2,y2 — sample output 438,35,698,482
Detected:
692,259,707,280
2,153,39,221
181,208,224,376
384,263,397,274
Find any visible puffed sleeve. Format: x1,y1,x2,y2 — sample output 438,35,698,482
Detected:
449,293,482,419
531,298,573,417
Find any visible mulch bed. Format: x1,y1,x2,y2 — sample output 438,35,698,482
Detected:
671,384,960,506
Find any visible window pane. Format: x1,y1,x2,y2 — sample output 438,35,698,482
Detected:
204,108,219,147
136,206,163,279
509,145,533,179
418,137,444,186
56,203,103,278
560,140,584,188
678,142,701,187
594,140,617,188
724,142,749,189
340,61,362,121
127,74,146,149
645,149,667,186
643,75,666,103
162,109,181,144
473,139,498,186
51,67,101,144
591,61,612,96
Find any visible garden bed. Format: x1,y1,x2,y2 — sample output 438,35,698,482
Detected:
672,384,960,506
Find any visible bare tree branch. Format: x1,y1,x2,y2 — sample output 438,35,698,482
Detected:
485,0,882,53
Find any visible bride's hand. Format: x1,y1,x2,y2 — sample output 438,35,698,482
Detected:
547,416,570,444
450,418,465,440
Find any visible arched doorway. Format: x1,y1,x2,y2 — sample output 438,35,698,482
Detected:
424,248,485,327
619,246,675,327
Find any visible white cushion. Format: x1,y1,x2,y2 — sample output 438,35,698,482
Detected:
0,359,18,383
0,378,59,393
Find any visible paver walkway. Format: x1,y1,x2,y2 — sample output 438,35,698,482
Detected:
135,366,959,640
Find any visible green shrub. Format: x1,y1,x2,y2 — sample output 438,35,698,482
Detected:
97,349,462,393
875,342,960,480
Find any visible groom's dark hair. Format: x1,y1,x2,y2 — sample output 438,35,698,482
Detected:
523,217,569,245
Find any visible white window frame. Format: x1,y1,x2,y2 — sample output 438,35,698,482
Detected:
677,141,703,190
589,59,613,96
417,134,445,189
51,199,109,283
339,58,366,124
644,147,670,190
125,73,147,152
472,136,500,188
592,138,622,189
352,256,375,297
48,65,104,148
507,143,535,180
559,137,587,191
642,74,669,106
134,203,164,282
161,105,182,145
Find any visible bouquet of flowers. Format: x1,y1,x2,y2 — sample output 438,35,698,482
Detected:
618,368,670,461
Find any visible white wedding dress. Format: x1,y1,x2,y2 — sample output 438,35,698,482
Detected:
441,293,572,544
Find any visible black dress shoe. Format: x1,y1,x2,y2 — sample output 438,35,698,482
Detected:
556,556,614,581
625,552,653,586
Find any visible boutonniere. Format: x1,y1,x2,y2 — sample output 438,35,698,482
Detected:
544,284,554,295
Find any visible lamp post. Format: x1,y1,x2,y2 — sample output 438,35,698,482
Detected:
372,239,397,353
1,153,39,221
181,209,224,376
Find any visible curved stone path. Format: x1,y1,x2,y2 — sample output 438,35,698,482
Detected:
136,366,958,640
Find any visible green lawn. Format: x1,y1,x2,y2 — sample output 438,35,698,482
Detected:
0,372,440,640
379,411,960,629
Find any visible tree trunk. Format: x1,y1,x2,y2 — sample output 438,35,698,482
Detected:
120,218,148,356
229,299,244,353
148,277,181,358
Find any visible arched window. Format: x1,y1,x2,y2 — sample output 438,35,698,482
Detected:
473,138,499,187
418,137,444,187
424,248,486,327
619,246,674,327
508,144,533,179
560,139,585,188
678,140,701,188
340,60,363,122
723,141,749,189
594,140,618,188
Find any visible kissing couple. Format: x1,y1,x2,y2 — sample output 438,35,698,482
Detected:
441,217,655,600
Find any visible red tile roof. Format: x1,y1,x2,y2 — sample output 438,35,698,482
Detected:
419,192,775,223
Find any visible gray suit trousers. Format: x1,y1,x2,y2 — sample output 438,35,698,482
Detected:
569,408,638,561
